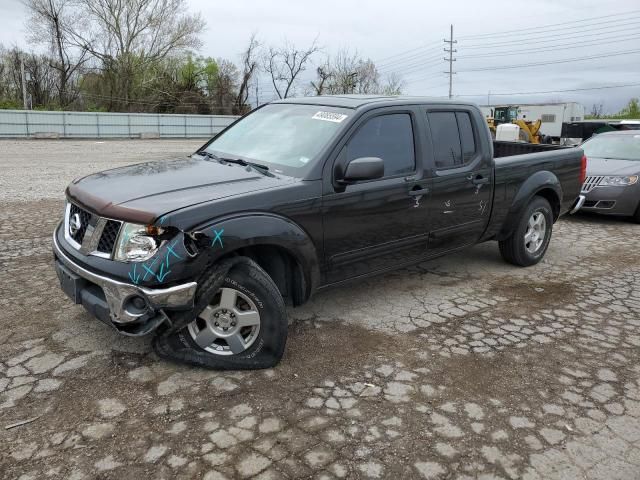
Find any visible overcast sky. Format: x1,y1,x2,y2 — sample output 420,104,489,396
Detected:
1,0,639,113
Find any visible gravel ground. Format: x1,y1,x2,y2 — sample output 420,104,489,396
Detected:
1,140,640,480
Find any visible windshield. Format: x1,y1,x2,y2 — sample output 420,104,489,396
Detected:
203,103,351,176
582,134,640,161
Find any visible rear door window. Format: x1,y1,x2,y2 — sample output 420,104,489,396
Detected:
428,111,478,169
456,112,477,162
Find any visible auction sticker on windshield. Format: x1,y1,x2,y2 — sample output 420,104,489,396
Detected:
312,111,348,123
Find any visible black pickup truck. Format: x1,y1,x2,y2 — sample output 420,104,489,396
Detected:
53,95,586,369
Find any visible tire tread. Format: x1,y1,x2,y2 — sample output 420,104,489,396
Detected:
499,196,553,267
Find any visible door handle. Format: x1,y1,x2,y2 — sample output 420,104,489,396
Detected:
409,187,429,196
468,174,489,185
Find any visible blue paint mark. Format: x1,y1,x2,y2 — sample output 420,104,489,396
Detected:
156,262,171,282
142,263,157,281
141,256,159,281
211,228,224,248
128,264,141,285
166,241,182,262
128,238,187,286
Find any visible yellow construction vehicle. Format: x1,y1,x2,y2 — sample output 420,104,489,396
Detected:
514,118,543,144
486,105,544,143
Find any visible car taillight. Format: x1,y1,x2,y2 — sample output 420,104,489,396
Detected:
579,154,587,184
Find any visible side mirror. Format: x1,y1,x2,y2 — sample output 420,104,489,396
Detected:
342,157,384,183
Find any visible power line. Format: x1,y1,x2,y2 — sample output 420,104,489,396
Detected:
378,56,445,77
459,22,640,49
383,26,640,78
373,40,442,65
457,48,640,73
458,8,640,40
377,51,444,73
455,82,640,97
376,44,445,69
403,71,448,84
456,32,640,59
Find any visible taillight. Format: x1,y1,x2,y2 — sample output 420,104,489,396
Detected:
579,154,587,184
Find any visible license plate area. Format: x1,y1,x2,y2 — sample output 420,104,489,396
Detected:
55,260,85,304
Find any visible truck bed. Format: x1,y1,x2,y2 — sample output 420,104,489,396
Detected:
482,141,584,241
493,140,566,158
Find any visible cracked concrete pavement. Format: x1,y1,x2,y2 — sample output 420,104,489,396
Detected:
1,140,639,480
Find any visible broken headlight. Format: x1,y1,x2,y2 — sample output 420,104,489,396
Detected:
113,223,163,262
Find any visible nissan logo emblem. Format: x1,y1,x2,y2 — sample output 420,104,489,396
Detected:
69,213,82,236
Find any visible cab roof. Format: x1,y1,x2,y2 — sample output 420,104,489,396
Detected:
273,94,477,110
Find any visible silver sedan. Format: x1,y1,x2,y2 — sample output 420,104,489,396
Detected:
579,130,640,222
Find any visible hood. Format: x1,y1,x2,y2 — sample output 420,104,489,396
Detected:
586,156,640,177
67,157,293,224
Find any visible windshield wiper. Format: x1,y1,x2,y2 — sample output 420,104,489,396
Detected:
196,151,273,176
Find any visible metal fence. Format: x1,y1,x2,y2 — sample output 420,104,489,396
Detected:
0,109,238,139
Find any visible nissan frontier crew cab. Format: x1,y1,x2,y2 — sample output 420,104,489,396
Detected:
53,95,586,369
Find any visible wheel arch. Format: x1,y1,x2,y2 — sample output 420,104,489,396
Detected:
216,244,309,306
191,213,321,306
498,171,562,240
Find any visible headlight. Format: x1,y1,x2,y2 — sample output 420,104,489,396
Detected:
114,223,161,262
599,175,639,187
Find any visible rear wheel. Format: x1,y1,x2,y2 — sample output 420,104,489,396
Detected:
499,196,553,267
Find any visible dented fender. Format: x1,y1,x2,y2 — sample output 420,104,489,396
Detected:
190,213,322,298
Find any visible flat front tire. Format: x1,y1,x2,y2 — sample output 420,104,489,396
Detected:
499,196,553,267
155,259,288,370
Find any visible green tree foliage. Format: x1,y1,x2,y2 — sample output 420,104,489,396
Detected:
586,98,640,120
2,1,403,114
617,98,640,119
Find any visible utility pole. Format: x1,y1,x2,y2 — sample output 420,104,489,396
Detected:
443,24,457,99
20,58,28,110
487,90,491,106
347,72,358,94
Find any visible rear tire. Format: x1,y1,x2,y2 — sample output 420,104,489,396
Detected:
499,196,553,267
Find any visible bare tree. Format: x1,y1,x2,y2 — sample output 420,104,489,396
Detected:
66,0,205,110
1,47,58,107
381,72,404,96
589,103,604,118
264,39,320,99
23,0,87,107
234,34,259,114
310,64,332,95
312,49,403,96
216,59,239,115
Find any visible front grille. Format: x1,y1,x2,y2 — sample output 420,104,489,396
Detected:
68,203,91,244
97,220,121,254
65,202,121,258
581,176,604,193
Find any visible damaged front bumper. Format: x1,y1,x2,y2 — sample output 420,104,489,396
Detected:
53,231,197,336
